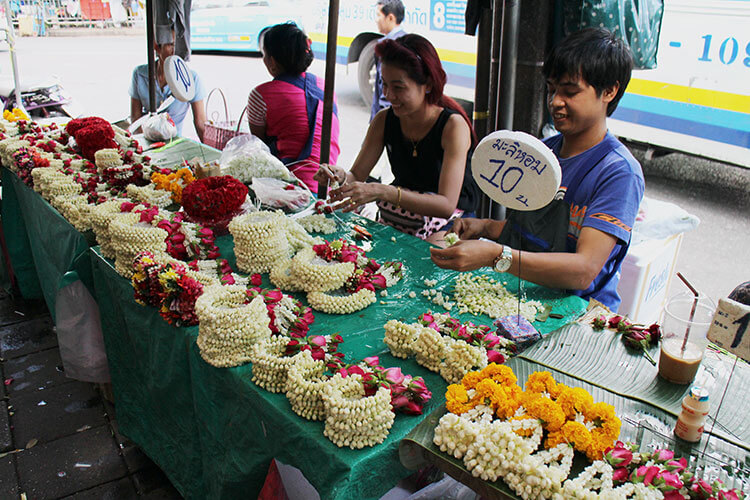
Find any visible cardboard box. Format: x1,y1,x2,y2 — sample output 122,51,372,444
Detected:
617,232,683,324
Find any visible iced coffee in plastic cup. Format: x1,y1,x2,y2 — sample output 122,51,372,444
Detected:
658,292,715,385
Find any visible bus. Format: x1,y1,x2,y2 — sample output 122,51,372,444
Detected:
302,0,750,168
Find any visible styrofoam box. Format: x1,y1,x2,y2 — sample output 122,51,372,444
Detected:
617,232,684,324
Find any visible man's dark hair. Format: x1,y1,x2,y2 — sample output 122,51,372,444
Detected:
377,0,405,24
258,22,313,75
543,27,633,116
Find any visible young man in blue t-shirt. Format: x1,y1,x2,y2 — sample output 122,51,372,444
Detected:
431,28,645,311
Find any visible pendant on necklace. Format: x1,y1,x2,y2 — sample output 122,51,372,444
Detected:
412,143,418,157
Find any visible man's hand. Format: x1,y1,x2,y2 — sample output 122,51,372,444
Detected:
430,240,502,272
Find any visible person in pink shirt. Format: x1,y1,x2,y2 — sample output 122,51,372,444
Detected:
246,22,340,191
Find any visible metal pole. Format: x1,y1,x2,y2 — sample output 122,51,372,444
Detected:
487,0,503,132
4,0,27,117
490,0,520,221
317,0,339,199
146,0,156,113
473,5,493,219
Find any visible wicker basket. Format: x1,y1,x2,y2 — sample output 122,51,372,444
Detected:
203,88,247,150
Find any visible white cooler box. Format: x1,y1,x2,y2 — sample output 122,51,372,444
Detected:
617,232,684,324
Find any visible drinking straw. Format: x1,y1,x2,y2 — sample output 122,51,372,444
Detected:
676,272,699,355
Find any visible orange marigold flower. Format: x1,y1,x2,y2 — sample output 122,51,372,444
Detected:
525,397,566,432
479,363,517,387
525,371,558,395
556,386,594,419
461,370,484,390
446,384,473,415
492,384,523,420
544,430,566,449
585,402,621,440
585,433,614,461
560,420,592,453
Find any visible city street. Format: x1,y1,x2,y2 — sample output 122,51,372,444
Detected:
2,33,748,304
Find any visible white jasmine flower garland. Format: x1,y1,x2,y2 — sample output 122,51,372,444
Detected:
285,350,329,421
195,286,272,367
453,273,542,321
297,213,337,234
383,319,418,358
229,211,290,273
307,288,376,314
249,336,301,393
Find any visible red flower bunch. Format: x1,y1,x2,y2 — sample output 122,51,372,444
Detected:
181,175,248,220
592,314,662,365
312,239,365,263
313,239,404,293
604,442,745,500
67,117,118,162
11,148,38,187
245,287,315,337
335,356,432,415
418,312,515,364
101,163,149,195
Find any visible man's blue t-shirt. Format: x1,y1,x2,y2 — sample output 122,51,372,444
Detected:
128,64,206,135
543,132,645,310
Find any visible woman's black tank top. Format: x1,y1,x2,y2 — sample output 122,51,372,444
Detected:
383,107,479,212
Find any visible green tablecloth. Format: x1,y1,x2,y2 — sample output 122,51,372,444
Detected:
1,167,89,320
90,217,588,499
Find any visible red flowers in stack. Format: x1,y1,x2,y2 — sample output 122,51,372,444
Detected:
181,175,248,222
66,117,118,162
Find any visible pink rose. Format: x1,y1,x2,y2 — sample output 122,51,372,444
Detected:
403,401,424,415
605,445,634,468
486,350,505,364
383,367,405,385
309,335,326,347
391,395,409,408
633,466,660,486
657,470,683,491
689,478,712,498
347,366,365,377
612,468,630,484
719,491,740,500
250,274,262,286
337,368,349,378
663,491,684,500
370,274,387,289
363,356,379,367
409,378,428,394
310,349,325,361
653,449,675,462
665,457,687,473
264,290,283,303
482,333,500,348
421,313,434,324
390,384,407,396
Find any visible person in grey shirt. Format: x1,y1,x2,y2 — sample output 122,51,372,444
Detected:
370,0,406,121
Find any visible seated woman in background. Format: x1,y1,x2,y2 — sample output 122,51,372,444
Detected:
246,22,340,192
129,29,206,141
315,34,479,243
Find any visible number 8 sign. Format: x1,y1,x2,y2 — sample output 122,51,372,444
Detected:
471,130,561,211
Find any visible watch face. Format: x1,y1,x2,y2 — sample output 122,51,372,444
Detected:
494,257,511,273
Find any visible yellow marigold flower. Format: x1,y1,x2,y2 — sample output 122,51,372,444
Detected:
472,378,497,405
561,420,592,453
479,363,517,387
446,384,473,415
525,371,557,395
525,396,566,432
556,386,594,419
549,382,568,400
585,433,613,461
585,402,621,439
461,370,484,390
544,430,566,449
491,384,522,420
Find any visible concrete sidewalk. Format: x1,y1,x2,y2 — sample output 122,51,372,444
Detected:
0,289,182,499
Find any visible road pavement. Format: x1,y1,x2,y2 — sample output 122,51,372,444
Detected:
2,33,748,306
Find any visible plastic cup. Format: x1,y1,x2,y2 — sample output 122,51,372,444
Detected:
658,291,715,385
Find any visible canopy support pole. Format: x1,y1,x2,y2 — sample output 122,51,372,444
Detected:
146,0,156,113
317,0,340,199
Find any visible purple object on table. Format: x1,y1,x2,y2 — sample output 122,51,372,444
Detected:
495,315,541,350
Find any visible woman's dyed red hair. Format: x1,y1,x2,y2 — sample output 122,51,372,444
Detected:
375,34,476,146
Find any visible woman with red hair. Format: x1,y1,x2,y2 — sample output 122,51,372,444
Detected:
315,34,479,242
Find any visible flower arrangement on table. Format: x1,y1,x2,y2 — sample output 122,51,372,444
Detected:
383,312,515,384
270,239,403,314
66,116,119,162
593,314,662,365
594,442,746,500
151,167,195,204
181,175,249,233
433,365,621,498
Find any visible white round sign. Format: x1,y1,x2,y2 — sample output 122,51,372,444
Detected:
164,55,196,102
471,130,561,211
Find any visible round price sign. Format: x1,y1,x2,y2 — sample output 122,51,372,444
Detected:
164,55,195,102
471,130,561,211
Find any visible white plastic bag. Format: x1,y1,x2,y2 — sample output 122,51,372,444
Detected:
55,280,110,383
142,113,178,142
631,196,700,246
251,177,311,211
220,134,294,183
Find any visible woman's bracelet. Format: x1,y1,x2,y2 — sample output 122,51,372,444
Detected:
396,186,402,208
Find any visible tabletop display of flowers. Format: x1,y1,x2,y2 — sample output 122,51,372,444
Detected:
559,442,747,499
434,365,622,498
592,314,662,365
383,312,515,384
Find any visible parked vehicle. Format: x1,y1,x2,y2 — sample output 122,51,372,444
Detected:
190,0,302,52
302,0,750,168
0,78,81,118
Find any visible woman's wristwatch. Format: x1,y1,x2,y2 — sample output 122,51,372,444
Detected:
493,245,513,273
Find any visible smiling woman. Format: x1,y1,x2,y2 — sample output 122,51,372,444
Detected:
314,34,480,243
